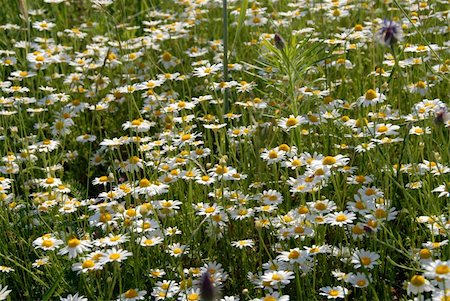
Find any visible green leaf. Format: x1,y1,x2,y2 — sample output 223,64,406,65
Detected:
230,0,248,57
41,270,65,301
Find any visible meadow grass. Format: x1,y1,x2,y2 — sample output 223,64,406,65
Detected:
0,0,449,300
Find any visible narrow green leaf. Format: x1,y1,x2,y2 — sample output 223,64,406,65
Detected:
230,0,248,57
42,271,65,301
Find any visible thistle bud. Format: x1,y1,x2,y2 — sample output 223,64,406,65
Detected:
274,33,286,50
200,271,216,301
376,20,403,47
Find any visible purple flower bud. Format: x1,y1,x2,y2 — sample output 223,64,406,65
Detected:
274,33,286,50
200,271,216,301
376,20,403,47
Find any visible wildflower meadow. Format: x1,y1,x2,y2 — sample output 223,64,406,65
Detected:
0,0,449,300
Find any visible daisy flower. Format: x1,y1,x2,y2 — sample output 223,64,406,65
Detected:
167,243,189,257
326,211,356,227
33,234,64,251
136,235,164,247
358,89,386,107
117,288,147,301
252,292,289,301
351,249,380,269
423,260,450,280
58,238,92,259
231,239,255,249
347,272,371,288
0,285,11,301
261,270,295,286
193,63,222,78
277,115,306,131
319,286,348,299
407,274,433,295
71,258,102,274
99,248,133,264
60,293,88,301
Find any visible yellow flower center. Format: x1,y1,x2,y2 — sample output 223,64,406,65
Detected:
272,273,282,281
124,289,138,298
286,117,298,127
336,214,347,222
288,250,300,259
329,289,340,296
416,81,426,89
356,279,367,287
365,89,377,100
410,275,425,286
322,156,336,165
352,225,365,235
360,256,372,266
68,238,81,248
268,150,278,159
131,119,142,126
139,178,150,187
82,259,95,269
42,239,54,248
436,265,449,274
187,293,200,301
109,253,121,260
205,207,215,214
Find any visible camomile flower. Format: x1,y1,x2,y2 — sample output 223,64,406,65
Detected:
136,235,164,247
319,286,348,299
117,288,147,301
32,20,56,31
432,184,450,198
32,256,50,268
159,51,178,69
260,148,286,164
59,293,88,301
277,115,306,131
409,126,431,136
407,274,433,295
0,285,11,301
351,249,380,269
423,260,450,280
39,177,62,188
195,174,216,185
149,269,166,278
252,292,289,301
277,248,310,264
101,233,130,247
167,243,189,257
71,257,102,274
372,123,401,137
99,248,133,264
178,288,202,301
122,119,155,132
260,190,283,205
347,272,372,288
76,134,97,143
193,63,222,77
326,211,356,227
358,89,386,107
33,234,64,251
58,237,92,259
261,270,295,286
231,239,255,249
